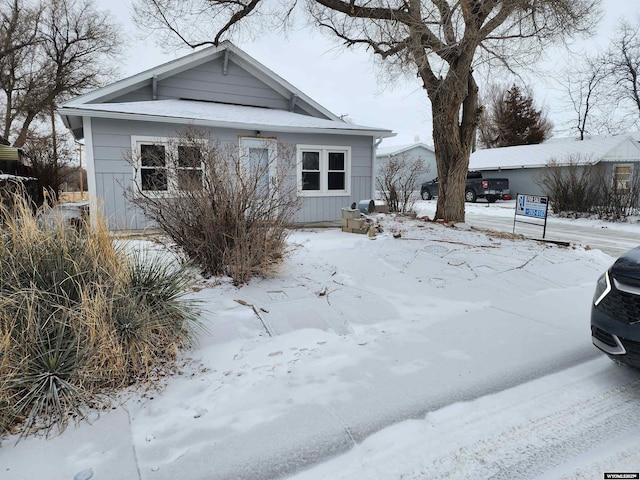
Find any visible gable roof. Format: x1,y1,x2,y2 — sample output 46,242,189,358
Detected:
376,142,434,157
60,41,393,140
470,133,640,170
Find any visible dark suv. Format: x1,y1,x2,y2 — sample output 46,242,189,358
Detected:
591,246,640,368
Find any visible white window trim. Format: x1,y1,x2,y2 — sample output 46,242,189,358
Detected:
296,145,351,197
131,135,205,197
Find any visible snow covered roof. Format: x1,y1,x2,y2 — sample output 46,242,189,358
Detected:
469,133,640,170
61,41,339,122
59,40,394,139
376,142,434,157
60,99,393,137
0,174,36,181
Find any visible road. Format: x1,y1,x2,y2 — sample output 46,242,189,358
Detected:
289,357,640,480
464,208,640,257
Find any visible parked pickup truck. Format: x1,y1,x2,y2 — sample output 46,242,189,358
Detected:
420,171,510,203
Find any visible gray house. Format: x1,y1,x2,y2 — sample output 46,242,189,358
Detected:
375,142,436,186
59,41,393,230
469,133,640,197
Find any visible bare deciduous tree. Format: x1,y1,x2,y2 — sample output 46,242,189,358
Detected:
21,131,77,204
605,18,640,129
376,153,428,213
557,55,608,139
0,0,122,147
133,0,599,223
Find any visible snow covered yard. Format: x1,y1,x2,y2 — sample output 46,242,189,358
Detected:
2,210,639,480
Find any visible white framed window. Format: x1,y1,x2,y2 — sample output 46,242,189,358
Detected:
239,136,277,195
296,145,351,197
131,136,204,195
613,164,632,194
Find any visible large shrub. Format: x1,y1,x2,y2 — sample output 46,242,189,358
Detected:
128,129,302,285
376,154,428,213
537,155,640,221
0,195,200,438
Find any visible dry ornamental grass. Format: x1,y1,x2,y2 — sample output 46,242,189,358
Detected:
0,193,200,439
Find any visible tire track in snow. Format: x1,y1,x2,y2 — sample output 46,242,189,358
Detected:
410,368,640,480
488,379,640,479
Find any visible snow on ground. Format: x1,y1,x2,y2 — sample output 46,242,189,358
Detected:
1,204,639,480
419,198,640,233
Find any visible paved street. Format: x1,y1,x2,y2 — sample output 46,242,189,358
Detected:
465,211,640,257
415,199,640,257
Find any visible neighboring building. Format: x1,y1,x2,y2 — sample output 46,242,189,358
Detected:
469,133,640,197
0,136,29,177
375,142,436,186
58,41,393,230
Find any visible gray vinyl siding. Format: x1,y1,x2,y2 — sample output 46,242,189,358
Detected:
480,168,546,197
110,85,153,103
89,118,374,229
479,162,640,199
108,58,291,111
269,131,373,225
376,146,437,187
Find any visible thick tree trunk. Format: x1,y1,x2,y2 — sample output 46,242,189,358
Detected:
432,113,469,223
429,72,479,223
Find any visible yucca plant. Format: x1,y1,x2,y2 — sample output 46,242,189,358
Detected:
0,192,201,438
9,307,91,436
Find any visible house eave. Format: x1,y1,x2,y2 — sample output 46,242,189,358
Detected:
59,108,395,138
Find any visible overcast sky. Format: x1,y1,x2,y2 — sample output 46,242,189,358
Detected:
108,0,637,147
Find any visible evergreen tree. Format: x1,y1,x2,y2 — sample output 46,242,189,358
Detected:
479,84,553,149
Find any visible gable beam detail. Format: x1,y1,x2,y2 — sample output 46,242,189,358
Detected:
223,50,229,75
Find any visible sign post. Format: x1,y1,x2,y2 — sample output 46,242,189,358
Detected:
513,193,549,238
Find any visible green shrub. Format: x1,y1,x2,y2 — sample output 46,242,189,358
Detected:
0,195,200,438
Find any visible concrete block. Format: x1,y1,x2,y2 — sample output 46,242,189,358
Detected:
341,208,361,220
347,218,366,230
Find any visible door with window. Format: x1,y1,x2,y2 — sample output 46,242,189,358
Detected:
239,137,277,196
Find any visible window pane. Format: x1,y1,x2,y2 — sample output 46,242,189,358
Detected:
615,166,632,193
327,172,345,190
178,145,202,168
177,169,202,190
141,144,166,167
328,152,345,171
302,151,320,171
141,168,167,191
248,147,270,194
302,172,320,190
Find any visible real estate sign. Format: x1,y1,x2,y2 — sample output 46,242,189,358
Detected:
513,193,549,238
516,194,548,219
